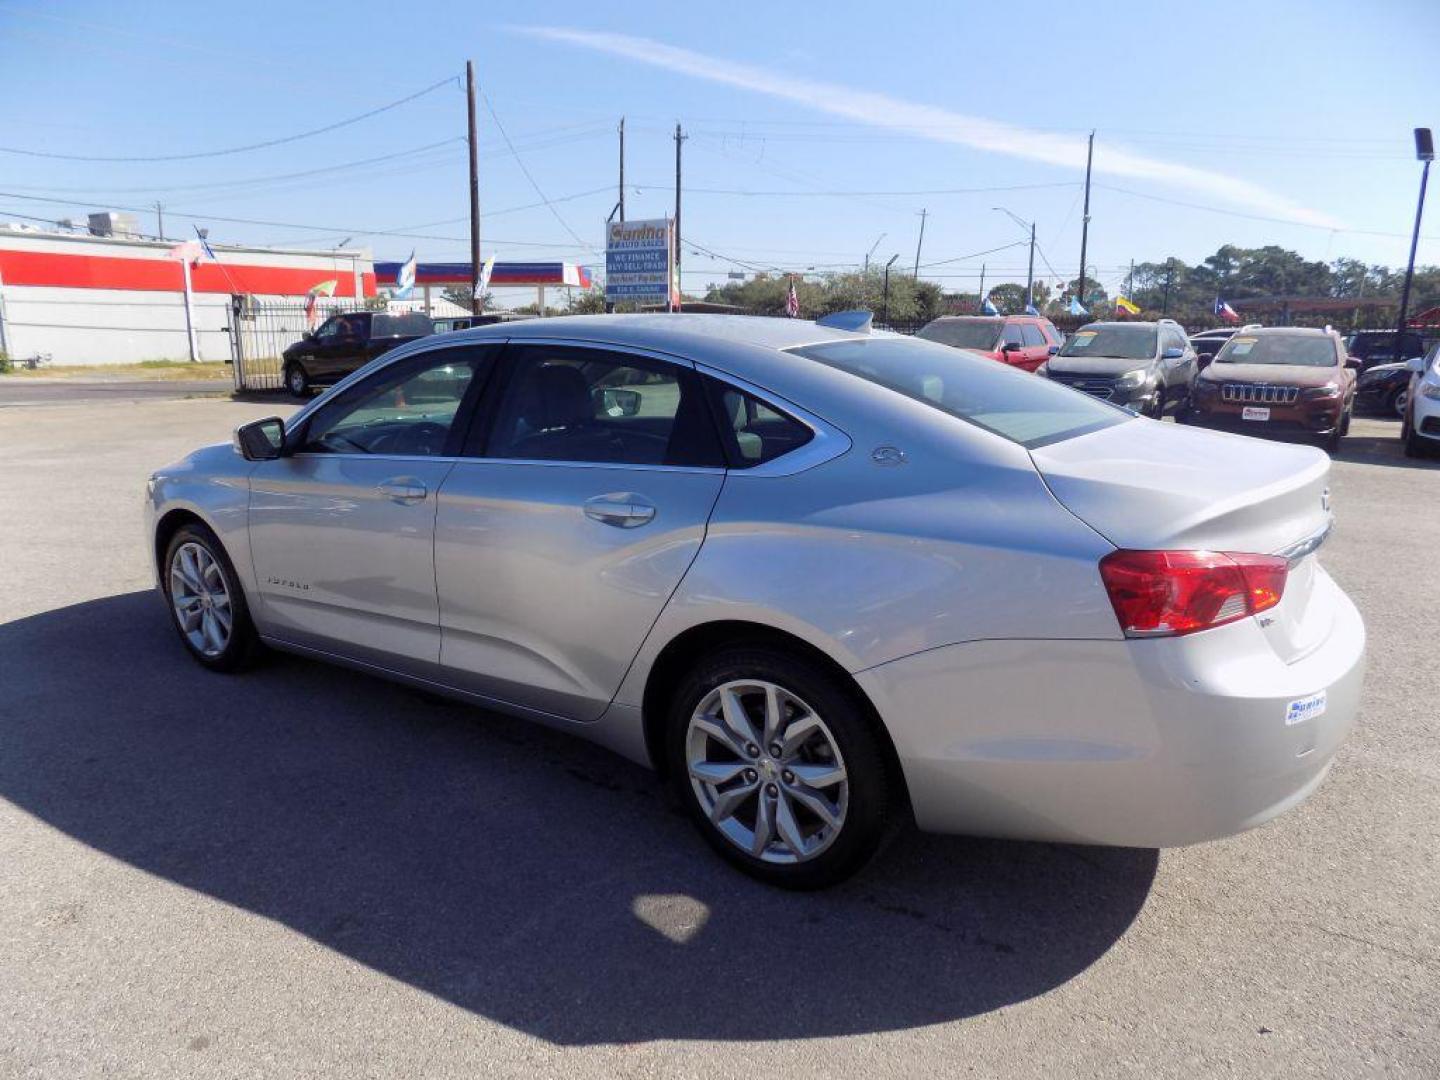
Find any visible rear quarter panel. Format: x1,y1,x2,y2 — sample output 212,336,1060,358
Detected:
614,396,1121,707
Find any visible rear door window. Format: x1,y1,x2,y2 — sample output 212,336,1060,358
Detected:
478,345,723,468
1021,325,1046,347
1001,323,1025,347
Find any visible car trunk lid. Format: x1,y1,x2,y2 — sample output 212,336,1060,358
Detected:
1031,420,1334,661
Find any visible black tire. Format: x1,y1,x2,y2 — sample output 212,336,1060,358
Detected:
1340,407,1352,436
161,522,261,672
666,645,892,890
1404,414,1430,458
1324,425,1343,456
284,362,311,398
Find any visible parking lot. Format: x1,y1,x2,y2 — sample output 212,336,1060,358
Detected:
1,394,1436,1078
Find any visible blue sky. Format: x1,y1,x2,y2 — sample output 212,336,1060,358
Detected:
2,0,1437,302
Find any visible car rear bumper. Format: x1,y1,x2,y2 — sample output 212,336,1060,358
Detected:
856,571,1365,847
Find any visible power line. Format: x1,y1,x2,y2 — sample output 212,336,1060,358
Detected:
1094,182,1439,241
0,139,466,196
631,181,1080,198
919,240,1028,270
480,92,596,254
0,190,589,249
0,76,460,162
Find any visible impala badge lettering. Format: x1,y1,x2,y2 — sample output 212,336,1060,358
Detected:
267,577,310,591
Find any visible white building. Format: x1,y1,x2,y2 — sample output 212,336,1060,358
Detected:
0,223,374,366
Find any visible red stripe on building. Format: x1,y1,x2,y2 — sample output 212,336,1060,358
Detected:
0,249,376,297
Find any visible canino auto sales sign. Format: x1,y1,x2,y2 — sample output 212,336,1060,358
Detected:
605,218,676,305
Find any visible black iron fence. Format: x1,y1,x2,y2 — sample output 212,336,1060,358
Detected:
227,296,358,391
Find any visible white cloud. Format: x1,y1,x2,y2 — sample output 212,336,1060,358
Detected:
516,26,1342,231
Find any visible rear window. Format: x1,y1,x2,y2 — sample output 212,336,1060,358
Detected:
372,312,435,338
917,319,1002,351
1215,334,1337,367
1058,325,1157,360
790,336,1127,449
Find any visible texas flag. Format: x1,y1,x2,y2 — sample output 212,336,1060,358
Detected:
1214,296,1240,323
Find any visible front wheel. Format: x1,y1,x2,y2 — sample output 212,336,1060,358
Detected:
1390,387,1409,419
667,647,892,889
284,362,311,398
162,523,260,672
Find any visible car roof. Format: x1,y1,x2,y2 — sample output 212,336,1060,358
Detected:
1236,326,1335,337
926,315,1023,323
1076,321,1163,329
444,314,868,390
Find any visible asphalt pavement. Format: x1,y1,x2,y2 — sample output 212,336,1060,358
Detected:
0,398,1436,1079
0,377,234,406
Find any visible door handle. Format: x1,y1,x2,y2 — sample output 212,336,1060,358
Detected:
584,495,656,528
377,479,428,503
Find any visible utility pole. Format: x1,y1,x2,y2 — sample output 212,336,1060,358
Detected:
1127,258,1135,301
618,117,626,223
1077,130,1094,312
977,264,986,311
155,201,165,241
466,61,482,316
673,123,686,312
1396,128,1433,354
1026,223,1036,311
913,208,927,278
1162,258,1174,315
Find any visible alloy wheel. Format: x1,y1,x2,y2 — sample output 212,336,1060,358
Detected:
169,541,232,658
1394,389,1409,418
685,679,849,864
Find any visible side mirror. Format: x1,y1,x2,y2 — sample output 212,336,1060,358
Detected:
599,387,642,417
1406,356,1427,373
1197,352,1214,370
1047,344,1060,356
1345,358,1361,371
1162,346,1185,360
1000,341,1022,353
234,417,285,461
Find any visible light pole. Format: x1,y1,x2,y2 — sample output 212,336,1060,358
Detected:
864,232,886,272
993,206,1036,311
882,254,899,326
1396,128,1433,356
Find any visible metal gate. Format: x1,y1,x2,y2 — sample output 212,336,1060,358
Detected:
227,295,356,391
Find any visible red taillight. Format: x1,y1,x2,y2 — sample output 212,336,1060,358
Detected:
1098,549,1288,637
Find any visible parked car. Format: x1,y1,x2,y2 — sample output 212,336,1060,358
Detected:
1037,319,1197,417
1189,327,1241,364
1344,329,1431,374
1354,360,1414,418
281,310,435,397
916,314,1062,372
1401,341,1440,458
1180,327,1357,454
148,314,1364,888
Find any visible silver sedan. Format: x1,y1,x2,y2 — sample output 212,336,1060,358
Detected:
146,314,1366,888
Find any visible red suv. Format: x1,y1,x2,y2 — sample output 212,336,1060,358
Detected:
917,315,1062,372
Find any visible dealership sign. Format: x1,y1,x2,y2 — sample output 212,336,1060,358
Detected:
605,218,675,305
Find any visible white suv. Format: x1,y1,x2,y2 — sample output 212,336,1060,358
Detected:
1402,342,1440,458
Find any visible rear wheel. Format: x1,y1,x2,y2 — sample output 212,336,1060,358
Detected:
162,523,260,672
667,646,891,889
284,362,311,398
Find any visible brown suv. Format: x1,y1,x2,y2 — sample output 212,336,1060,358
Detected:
1179,326,1357,454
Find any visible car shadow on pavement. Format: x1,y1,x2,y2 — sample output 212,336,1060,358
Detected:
1334,433,1439,470
0,592,1158,1045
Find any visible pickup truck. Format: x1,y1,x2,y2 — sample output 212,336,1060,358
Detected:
282,311,434,396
